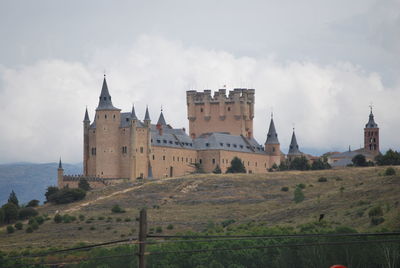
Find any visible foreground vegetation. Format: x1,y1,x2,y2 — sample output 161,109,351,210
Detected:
1,220,399,268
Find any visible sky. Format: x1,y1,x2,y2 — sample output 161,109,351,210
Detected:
0,0,399,163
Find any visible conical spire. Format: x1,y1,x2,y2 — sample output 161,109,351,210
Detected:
131,104,138,120
58,158,63,169
265,115,279,145
83,107,90,122
96,75,119,111
157,109,167,126
365,107,378,128
288,129,301,155
144,106,151,121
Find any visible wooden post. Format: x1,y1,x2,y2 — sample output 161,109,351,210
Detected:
138,208,147,268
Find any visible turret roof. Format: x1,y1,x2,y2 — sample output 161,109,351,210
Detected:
365,109,378,128
288,129,301,155
144,106,151,121
84,107,90,122
96,76,119,111
58,158,63,169
131,104,138,120
157,110,167,126
265,117,279,144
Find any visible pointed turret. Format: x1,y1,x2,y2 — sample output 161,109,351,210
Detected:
288,129,301,155
58,158,63,169
83,107,90,122
157,110,167,126
365,108,378,128
265,116,279,145
144,106,151,121
131,104,138,120
57,158,64,188
96,75,119,111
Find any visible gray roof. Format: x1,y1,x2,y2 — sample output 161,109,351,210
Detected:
144,107,151,121
365,110,378,128
84,107,90,122
157,111,167,126
96,77,120,111
58,158,63,169
131,104,138,120
288,130,302,155
265,118,279,144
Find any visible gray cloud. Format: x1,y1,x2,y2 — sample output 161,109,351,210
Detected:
0,35,398,163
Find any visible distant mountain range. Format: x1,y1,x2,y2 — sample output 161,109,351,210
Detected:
0,162,82,205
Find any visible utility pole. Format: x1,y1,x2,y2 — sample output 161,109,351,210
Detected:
138,208,147,268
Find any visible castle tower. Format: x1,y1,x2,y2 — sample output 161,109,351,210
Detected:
364,107,379,154
264,114,280,156
94,75,121,178
287,129,302,160
156,109,167,135
57,158,64,187
144,107,152,178
129,104,138,180
186,88,255,139
83,107,90,176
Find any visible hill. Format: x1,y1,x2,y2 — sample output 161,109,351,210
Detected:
0,162,82,204
0,166,399,250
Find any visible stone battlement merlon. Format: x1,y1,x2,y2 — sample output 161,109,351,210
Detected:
186,88,255,104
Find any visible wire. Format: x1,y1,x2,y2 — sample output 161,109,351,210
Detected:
148,238,400,256
9,237,137,260
147,231,400,240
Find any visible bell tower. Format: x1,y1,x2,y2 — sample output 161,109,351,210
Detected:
364,106,379,154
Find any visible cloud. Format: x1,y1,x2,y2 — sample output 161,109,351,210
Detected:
0,35,398,163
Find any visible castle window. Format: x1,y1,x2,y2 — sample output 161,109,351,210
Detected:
220,143,223,146
181,157,184,162
169,141,173,144
200,108,204,112
105,114,107,119
246,146,250,149
233,144,237,148
190,143,193,147
255,162,257,167
199,159,202,164
212,158,215,164
227,107,231,111
91,147,96,155
248,161,250,166
272,147,275,152
227,143,231,147
175,142,179,145
222,159,224,164
163,140,167,143
152,155,155,160
157,139,160,143
240,145,243,149
151,139,153,142
113,114,116,119
122,146,127,154
173,156,175,161
206,143,210,147
140,147,144,153
163,156,166,160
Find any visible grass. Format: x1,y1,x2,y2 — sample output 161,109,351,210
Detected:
0,166,399,250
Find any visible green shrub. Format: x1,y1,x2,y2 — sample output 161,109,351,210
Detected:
213,165,222,174
226,157,246,173
90,226,96,230
54,214,63,223
78,178,91,191
384,167,396,176
35,216,44,225
156,226,163,233
371,217,385,226
14,222,23,230
1,203,19,224
293,187,305,203
78,227,83,230
297,183,306,189
48,188,86,204
124,218,131,222
7,225,15,234
27,200,40,207
221,219,235,228
116,218,122,222
318,177,328,182
18,207,39,220
111,205,125,213
167,224,174,230
79,214,85,221
281,186,289,192
106,226,112,230
98,216,105,220
25,226,33,233
30,221,39,230
85,220,92,224
368,206,383,218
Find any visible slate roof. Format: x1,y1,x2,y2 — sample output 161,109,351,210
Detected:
131,104,138,120
288,130,302,155
84,108,90,122
365,111,378,128
157,111,167,126
265,118,279,144
144,107,151,121
96,77,120,111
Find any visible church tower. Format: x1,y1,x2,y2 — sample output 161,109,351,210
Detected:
287,129,302,160
364,107,379,154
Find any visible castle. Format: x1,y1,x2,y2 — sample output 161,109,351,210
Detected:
57,76,380,188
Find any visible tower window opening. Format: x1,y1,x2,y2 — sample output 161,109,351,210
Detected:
199,159,202,164
105,114,107,119
157,139,161,143
227,107,231,111
200,108,204,112
212,159,215,164
152,155,155,160
140,147,144,153
113,114,115,119
163,156,166,160
163,140,167,143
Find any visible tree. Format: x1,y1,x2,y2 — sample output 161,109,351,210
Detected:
375,149,400,166
18,207,38,220
45,186,59,202
226,157,246,173
48,188,86,204
289,156,310,171
27,200,39,207
352,154,367,166
213,165,222,174
0,208,4,224
78,178,91,191
8,190,19,207
311,158,331,170
1,203,19,224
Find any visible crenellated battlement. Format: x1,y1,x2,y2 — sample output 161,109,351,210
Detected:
186,88,255,104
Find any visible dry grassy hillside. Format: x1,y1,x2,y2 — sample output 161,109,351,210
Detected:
1,166,399,251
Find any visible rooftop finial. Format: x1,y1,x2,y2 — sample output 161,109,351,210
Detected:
369,102,373,114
